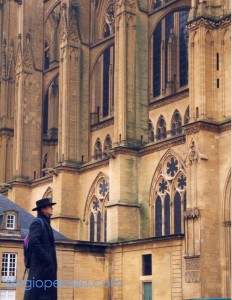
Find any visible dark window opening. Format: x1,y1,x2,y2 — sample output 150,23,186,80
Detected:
142,254,152,276
155,196,162,236
164,194,170,235
153,22,162,97
103,48,110,117
97,212,101,242
216,53,219,70
179,11,189,87
174,192,182,234
90,213,94,242
43,92,49,134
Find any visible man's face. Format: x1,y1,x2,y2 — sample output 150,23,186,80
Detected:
41,205,53,217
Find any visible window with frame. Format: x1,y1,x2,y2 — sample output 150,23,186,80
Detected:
103,135,112,158
156,116,167,140
91,46,114,123
184,106,189,125
171,110,182,136
0,290,16,300
152,9,189,98
89,177,109,242
6,215,15,230
148,120,155,143
153,155,186,237
94,138,103,160
1,253,17,283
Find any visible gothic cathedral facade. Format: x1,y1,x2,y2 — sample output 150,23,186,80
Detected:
0,0,231,299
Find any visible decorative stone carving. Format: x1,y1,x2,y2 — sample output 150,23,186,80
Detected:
185,257,200,283
185,139,208,165
187,16,231,31
105,2,115,34
184,207,200,219
115,0,136,13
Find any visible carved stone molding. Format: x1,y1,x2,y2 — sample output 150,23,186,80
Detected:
149,90,189,111
185,256,200,283
115,0,137,14
185,139,208,166
187,16,231,31
184,207,200,219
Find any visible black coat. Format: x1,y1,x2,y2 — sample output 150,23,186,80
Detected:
23,213,57,300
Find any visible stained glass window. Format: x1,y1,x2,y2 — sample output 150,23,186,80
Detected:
155,196,162,237
171,111,182,136
153,22,162,97
104,24,111,38
97,212,101,242
179,11,189,87
174,192,181,234
165,13,174,88
164,194,170,235
104,211,107,242
154,154,186,237
43,92,49,134
44,42,49,70
103,48,111,117
152,9,189,98
157,116,167,140
90,213,94,242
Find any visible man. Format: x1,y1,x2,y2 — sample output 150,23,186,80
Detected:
23,198,58,300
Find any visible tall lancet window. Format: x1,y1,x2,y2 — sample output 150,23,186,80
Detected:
152,9,190,98
91,46,114,123
86,175,109,242
151,153,187,237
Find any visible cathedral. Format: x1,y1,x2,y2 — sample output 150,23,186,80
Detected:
0,0,231,299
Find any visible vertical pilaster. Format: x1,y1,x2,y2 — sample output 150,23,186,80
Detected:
58,1,89,165
114,0,148,147
13,1,44,181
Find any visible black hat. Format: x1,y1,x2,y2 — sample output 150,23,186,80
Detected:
32,198,57,211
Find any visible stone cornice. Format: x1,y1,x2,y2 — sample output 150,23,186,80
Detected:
138,135,186,156
105,202,140,208
183,119,231,135
149,89,189,111
90,117,114,132
186,15,231,31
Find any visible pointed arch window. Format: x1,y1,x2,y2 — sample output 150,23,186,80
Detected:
157,116,167,140
97,212,101,242
103,135,112,158
152,9,190,98
164,194,170,235
174,192,181,234
149,120,155,142
91,46,114,123
87,175,109,242
90,213,95,242
152,155,186,237
94,138,103,160
171,110,182,136
184,106,190,124
44,42,50,70
155,196,162,237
